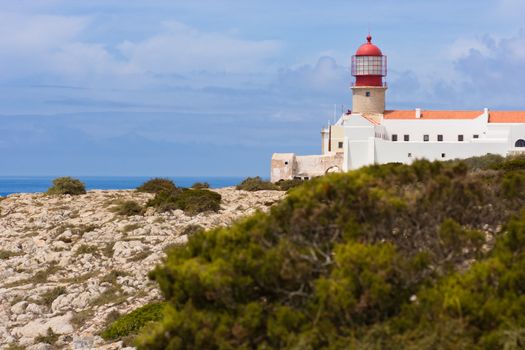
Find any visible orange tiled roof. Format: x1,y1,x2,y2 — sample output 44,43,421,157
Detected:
383,110,482,120
488,111,525,123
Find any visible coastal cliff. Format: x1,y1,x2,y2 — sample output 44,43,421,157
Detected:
0,188,285,349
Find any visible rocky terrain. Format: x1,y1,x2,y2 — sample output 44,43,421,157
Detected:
0,188,285,349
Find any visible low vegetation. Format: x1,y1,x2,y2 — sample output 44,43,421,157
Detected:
191,182,210,189
131,155,525,349
101,302,166,341
275,178,305,191
110,200,143,216
236,176,278,191
136,178,177,194
39,286,66,307
147,189,221,215
47,177,86,195
35,328,59,345
0,250,23,260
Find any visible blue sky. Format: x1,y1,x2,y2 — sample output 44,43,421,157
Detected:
0,0,524,176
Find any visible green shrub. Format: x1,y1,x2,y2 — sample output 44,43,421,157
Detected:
147,189,221,215
47,177,86,195
236,176,278,191
101,302,166,341
276,178,304,191
135,157,525,349
191,182,210,189
136,178,177,194
111,200,143,216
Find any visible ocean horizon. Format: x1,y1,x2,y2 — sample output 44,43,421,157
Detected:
0,176,251,197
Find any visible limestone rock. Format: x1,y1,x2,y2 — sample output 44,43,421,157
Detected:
0,188,286,348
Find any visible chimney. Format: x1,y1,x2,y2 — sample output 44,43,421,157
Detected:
415,108,421,119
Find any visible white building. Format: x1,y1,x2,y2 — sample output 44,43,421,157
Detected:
271,35,525,182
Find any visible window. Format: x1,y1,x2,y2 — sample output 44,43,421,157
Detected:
404,134,410,142
473,134,479,139
423,135,429,142
515,139,525,147
392,134,398,141
408,153,412,157
284,161,288,165
458,134,464,142
365,91,371,97
338,141,343,149
441,153,446,158
437,135,443,142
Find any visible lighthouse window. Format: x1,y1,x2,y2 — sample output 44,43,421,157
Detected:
284,161,289,165
392,134,398,141
338,142,343,149
404,134,410,141
437,135,443,142
458,135,464,141
365,91,371,97
423,135,429,142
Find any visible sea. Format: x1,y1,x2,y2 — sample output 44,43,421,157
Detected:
0,176,246,197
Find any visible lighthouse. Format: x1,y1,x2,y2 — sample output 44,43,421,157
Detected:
271,33,525,182
351,35,387,115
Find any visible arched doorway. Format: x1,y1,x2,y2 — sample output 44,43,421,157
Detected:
515,139,525,147
325,166,342,174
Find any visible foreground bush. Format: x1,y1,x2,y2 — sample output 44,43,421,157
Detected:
136,178,177,194
101,302,165,341
147,189,221,215
136,156,525,349
47,177,86,195
236,176,278,191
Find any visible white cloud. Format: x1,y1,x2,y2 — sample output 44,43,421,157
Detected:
117,21,282,74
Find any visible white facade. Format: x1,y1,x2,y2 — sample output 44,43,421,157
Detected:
272,109,525,182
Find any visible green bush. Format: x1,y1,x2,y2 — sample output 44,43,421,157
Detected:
236,176,278,191
276,178,304,191
135,157,525,349
147,189,221,215
191,182,210,189
136,178,177,194
111,200,143,216
101,302,166,341
47,177,86,195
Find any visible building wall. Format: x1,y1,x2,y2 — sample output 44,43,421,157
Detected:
381,115,489,142
351,86,387,114
270,153,343,182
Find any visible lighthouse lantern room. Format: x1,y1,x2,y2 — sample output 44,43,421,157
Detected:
351,35,388,115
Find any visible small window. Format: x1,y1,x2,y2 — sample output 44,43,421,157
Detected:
404,134,410,142
437,135,443,142
338,141,343,149
458,135,464,142
473,134,479,139
423,135,429,142
441,153,446,158
408,153,412,157
392,134,398,142
284,161,288,165
365,91,371,97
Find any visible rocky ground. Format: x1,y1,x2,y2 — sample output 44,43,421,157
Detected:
0,188,285,349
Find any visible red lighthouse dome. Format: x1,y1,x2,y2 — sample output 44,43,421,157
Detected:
355,35,383,56
351,35,387,87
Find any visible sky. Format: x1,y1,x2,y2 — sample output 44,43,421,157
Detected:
0,0,524,176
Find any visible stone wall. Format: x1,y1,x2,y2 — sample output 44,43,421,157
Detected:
271,153,343,182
